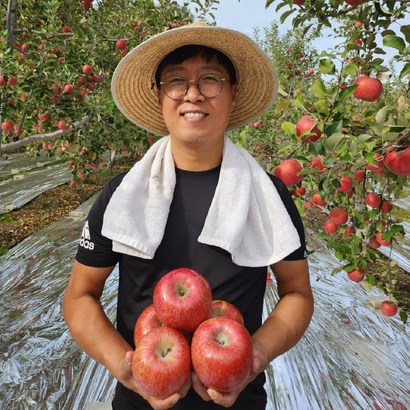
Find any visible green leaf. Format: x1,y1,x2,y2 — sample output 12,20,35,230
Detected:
280,9,295,24
319,58,336,75
399,62,410,80
281,121,296,135
400,25,410,43
311,79,327,99
375,106,388,125
325,121,343,137
265,0,275,8
382,35,406,53
337,85,357,103
342,63,358,76
324,133,346,153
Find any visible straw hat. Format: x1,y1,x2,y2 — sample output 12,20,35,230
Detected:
111,23,278,136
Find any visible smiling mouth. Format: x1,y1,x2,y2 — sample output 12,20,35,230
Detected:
181,112,208,118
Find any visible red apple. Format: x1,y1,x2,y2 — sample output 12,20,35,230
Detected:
376,231,391,247
38,112,50,121
381,200,393,213
63,84,74,94
82,64,93,75
134,304,164,345
210,300,244,325
94,74,104,83
132,326,191,399
311,192,327,206
296,115,321,142
292,0,305,4
116,39,127,50
344,226,355,237
0,74,6,86
1,121,14,132
353,76,382,102
324,220,338,234
364,192,381,208
383,147,410,176
347,267,365,282
191,317,253,393
354,169,365,181
329,207,349,225
294,186,306,197
153,268,212,333
380,300,398,317
309,156,325,173
57,119,70,131
337,175,353,192
273,159,303,187
345,0,366,5
369,236,381,249
7,75,17,86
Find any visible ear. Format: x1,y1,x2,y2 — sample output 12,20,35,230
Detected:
231,84,239,105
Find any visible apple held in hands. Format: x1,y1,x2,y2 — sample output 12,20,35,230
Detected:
210,300,244,325
134,304,164,345
132,326,191,399
153,268,212,333
191,317,253,393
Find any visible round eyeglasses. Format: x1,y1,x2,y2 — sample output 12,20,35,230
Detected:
159,73,230,100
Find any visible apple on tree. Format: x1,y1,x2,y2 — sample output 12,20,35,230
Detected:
336,175,353,193
347,267,365,282
295,115,322,142
329,207,349,225
273,159,303,187
132,326,191,399
383,146,410,176
324,220,338,234
380,300,398,317
311,192,327,207
352,76,383,102
153,267,212,333
364,192,381,209
191,317,253,393
116,39,127,50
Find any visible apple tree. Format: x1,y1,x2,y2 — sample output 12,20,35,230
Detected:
231,1,409,321
0,0,218,185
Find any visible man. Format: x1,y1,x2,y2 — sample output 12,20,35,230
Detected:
62,23,313,410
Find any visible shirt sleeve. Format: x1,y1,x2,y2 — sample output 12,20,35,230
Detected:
267,173,307,260
75,173,125,267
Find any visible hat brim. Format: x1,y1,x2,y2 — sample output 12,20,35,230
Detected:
111,25,278,136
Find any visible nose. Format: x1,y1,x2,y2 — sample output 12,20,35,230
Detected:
183,80,205,102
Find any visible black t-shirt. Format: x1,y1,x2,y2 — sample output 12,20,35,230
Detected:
75,165,306,410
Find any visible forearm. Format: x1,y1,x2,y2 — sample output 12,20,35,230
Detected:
252,289,313,362
63,293,132,379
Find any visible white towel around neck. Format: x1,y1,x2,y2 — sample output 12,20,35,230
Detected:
101,135,301,267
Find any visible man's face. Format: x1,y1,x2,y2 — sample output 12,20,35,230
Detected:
157,55,238,146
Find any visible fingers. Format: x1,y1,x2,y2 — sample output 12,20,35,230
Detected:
207,389,238,408
191,372,212,401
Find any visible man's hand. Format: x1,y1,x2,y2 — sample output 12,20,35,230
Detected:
117,351,191,410
191,343,268,408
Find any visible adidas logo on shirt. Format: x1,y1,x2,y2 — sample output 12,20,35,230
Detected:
79,221,95,250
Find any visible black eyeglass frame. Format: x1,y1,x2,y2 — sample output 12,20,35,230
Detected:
158,73,231,100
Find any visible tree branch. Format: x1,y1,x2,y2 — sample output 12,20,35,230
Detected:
1,115,90,154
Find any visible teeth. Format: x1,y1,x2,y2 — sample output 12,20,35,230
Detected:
182,112,206,118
